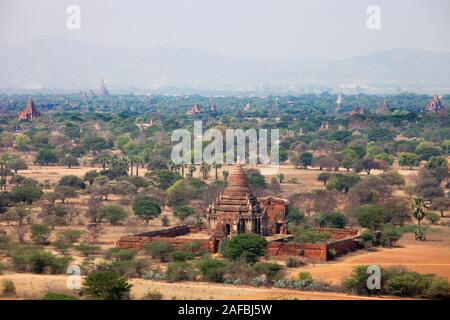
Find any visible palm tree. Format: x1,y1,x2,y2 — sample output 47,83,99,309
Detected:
411,197,428,240
188,164,196,177
212,162,222,180
200,162,211,180
95,154,110,172
180,160,188,177
135,154,144,176
277,173,285,183
0,157,9,190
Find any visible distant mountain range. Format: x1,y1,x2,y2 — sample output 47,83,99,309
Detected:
1,36,449,95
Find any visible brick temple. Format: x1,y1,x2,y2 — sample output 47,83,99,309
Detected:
18,98,40,121
207,164,288,251
117,164,360,261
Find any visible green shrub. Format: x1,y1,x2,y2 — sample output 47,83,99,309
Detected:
222,234,267,263
144,290,163,300
426,212,441,225
104,248,137,261
30,224,51,245
197,258,227,282
166,261,196,282
181,241,204,255
289,226,331,244
423,277,450,299
57,229,84,244
74,243,101,257
41,292,79,300
9,246,72,274
384,272,429,297
380,225,402,247
82,271,132,300
1,279,16,296
171,251,195,262
144,241,175,262
252,262,283,282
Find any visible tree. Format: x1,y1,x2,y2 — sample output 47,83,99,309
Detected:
340,149,359,171
31,224,51,245
223,233,267,263
99,205,128,225
6,156,28,173
173,205,194,223
197,258,227,282
355,158,381,175
82,271,132,300
57,229,84,244
13,134,31,151
317,172,332,186
132,197,161,225
60,155,79,168
398,153,420,170
415,142,441,161
298,152,313,168
212,162,222,180
58,175,86,190
427,156,447,170
326,173,361,193
54,185,78,203
112,180,137,197
144,241,175,262
7,205,31,243
83,170,99,185
355,205,384,230
411,197,428,240
35,149,59,166
11,184,43,204
430,197,450,217
277,173,285,183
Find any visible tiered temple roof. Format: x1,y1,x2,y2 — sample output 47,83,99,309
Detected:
209,164,260,219
18,98,40,121
427,95,444,112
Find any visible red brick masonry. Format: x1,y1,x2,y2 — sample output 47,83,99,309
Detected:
116,226,359,261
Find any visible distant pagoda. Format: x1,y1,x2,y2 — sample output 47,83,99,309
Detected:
186,103,201,115
377,100,390,114
97,79,110,97
427,95,444,112
18,98,40,121
335,94,343,111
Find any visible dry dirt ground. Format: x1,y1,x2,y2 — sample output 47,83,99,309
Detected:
0,273,395,300
287,229,450,284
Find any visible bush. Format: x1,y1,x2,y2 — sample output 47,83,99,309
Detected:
171,251,195,262
426,212,441,224
166,262,196,282
99,205,128,225
144,290,163,300
354,205,384,230
82,271,132,300
286,257,305,268
41,292,79,300
74,243,101,257
104,248,137,261
222,234,267,263
181,241,204,255
289,226,331,244
252,262,283,282
31,224,51,245
9,247,72,274
342,265,450,299
1,279,16,296
197,258,227,282
144,241,175,262
380,225,402,247
57,229,84,244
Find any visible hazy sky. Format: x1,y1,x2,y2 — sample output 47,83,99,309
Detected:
1,0,449,59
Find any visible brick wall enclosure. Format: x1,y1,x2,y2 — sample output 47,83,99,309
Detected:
117,226,359,261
